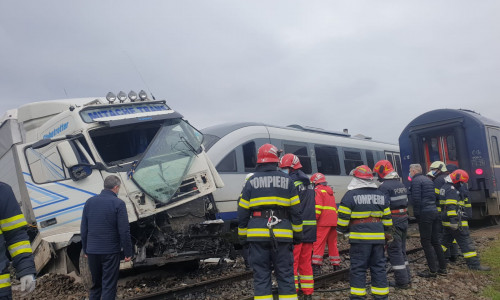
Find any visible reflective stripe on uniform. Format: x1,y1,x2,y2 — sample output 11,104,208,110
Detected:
238,227,247,236
337,218,349,226
303,220,317,226
349,232,385,240
442,221,468,227
351,211,383,218
435,188,440,194
278,295,298,300
249,196,295,207
441,245,447,251
255,295,273,300
371,286,389,295
382,219,393,226
292,223,303,232
445,199,457,205
7,240,32,258
383,207,391,216
447,210,457,216
338,206,351,214
0,274,11,289
0,214,27,231
392,264,407,270
390,195,407,201
350,287,367,296
239,198,250,209
294,181,303,187
247,228,293,238
463,251,477,258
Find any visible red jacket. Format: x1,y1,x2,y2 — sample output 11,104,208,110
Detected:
314,184,337,226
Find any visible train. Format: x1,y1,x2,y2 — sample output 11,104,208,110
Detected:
202,122,401,228
399,108,500,224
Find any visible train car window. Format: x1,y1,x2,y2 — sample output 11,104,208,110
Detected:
446,135,457,161
284,144,312,174
344,150,364,174
216,150,237,172
386,153,394,169
394,154,403,177
366,150,375,169
491,136,500,165
243,141,257,172
314,145,341,175
429,137,441,162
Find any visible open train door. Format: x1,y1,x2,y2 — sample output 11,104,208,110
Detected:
422,135,459,171
486,127,500,224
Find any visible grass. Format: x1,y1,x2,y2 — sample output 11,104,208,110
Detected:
481,237,500,299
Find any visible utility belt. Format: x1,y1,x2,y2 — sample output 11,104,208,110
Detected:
350,217,381,226
252,209,289,219
391,208,408,217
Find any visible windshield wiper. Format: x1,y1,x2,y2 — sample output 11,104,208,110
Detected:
180,136,199,156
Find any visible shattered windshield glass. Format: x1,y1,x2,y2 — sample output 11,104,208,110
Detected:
132,119,204,204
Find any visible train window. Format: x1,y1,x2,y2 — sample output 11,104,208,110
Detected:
344,150,364,174
492,136,500,165
394,154,403,177
366,150,375,169
284,144,312,174
314,145,341,175
446,135,457,161
243,141,257,172
216,150,237,172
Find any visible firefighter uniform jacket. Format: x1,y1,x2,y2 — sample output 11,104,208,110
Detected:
378,179,408,223
289,170,317,243
238,164,302,243
337,187,392,244
0,182,36,297
314,184,337,227
439,181,472,228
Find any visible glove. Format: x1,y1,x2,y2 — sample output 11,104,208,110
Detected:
337,230,349,240
385,233,394,244
293,232,303,245
20,274,36,293
449,223,459,231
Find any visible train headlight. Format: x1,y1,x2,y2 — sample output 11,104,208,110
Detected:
117,91,127,103
475,168,483,175
128,90,138,102
139,90,148,101
106,92,116,103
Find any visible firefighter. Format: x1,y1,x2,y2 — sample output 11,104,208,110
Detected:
430,161,459,262
238,144,303,300
0,182,37,299
337,165,392,300
279,154,316,299
310,173,339,277
440,169,490,271
373,160,411,289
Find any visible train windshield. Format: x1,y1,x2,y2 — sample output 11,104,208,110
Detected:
132,119,204,204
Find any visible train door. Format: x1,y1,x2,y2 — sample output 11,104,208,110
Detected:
422,134,459,171
385,151,403,178
487,127,500,219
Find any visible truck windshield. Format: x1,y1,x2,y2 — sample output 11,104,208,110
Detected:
132,119,204,204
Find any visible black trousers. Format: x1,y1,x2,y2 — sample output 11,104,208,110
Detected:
387,219,411,285
0,295,12,300
417,211,447,272
249,241,296,298
442,226,480,268
349,243,388,300
87,253,121,300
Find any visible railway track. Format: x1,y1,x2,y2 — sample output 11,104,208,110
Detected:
123,225,498,300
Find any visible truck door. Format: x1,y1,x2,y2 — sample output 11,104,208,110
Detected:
423,135,459,170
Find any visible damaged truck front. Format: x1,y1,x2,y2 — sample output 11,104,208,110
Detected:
0,92,226,280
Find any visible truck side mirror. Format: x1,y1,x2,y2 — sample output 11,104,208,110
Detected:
57,141,93,181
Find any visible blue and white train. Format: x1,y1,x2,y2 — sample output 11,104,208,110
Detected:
202,122,401,227
399,108,500,224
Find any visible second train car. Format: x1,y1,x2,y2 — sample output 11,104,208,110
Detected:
399,108,500,224
202,122,401,225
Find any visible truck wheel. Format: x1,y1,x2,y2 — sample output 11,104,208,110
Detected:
79,250,93,290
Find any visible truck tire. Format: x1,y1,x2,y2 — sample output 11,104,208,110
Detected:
79,250,93,290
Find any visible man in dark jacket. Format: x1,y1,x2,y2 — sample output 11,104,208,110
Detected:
238,144,302,300
409,164,447,278
279,153,316,299
374,160,410,289
81,175,133,300
337,165,392,300
0,182,37,299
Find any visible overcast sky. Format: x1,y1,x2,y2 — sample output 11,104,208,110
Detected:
1,1,499,144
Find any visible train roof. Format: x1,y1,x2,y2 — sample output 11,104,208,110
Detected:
202,122,395,145
400,108,500,138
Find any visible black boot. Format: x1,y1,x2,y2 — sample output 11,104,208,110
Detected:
332,264,341,271
417,270,437,278
313,264,322,276
469,265,491,271
303,294,312,300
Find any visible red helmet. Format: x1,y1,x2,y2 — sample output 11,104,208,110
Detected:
352,165,374,180
450,169,469,184
373,160,394,179
256,144,280,164
310,173,326,185
279,153,302,169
